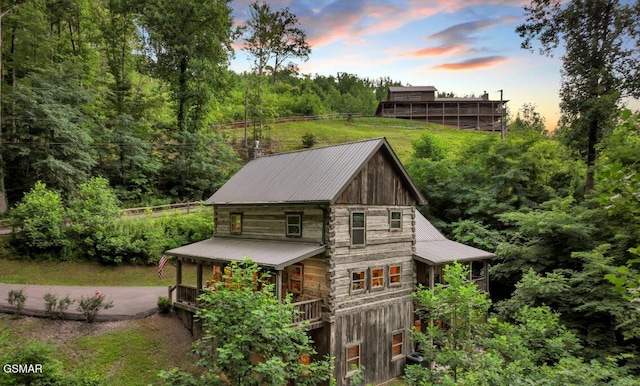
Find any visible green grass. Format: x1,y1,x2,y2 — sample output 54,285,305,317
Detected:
0,314,198,385
225,117,497,162
0,257,198,286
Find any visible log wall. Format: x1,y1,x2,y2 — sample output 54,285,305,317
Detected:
214,205,325,243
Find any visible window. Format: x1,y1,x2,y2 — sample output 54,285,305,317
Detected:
389,265,401,286
370,267,385,290
392,331,404,358
230,213,242,235
285,213,302,237
350,270,366,294
346,343,360,374
351,211,366,246
390,210,402,230
289,264,303,294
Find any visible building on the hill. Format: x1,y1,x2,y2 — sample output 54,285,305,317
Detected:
165,137,494,385
375,86,508,131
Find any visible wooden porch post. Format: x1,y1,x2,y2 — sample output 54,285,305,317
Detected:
197,263,203,293
469,262,473,281
428,265,435,289
483,261,489,294
177,259,183,285
275,270,283,300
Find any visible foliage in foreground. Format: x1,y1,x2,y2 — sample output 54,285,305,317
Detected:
407,263,636,385
160,260,333,386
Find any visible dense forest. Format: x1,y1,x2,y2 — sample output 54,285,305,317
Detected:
2,0,640,383
0,0,402,209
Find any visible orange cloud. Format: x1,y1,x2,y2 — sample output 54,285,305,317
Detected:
400,45,464,57
432,56,508,70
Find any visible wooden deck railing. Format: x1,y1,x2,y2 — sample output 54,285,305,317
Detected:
472,277,488,292
177,284,199,305
291,298,324,325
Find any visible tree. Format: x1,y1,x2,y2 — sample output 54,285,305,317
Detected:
160,260,333,386
407,262,636,385
243,1,310,84
517,0,640,193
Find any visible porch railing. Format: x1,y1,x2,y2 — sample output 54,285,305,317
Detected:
291,298,323,325
177,284,199,305
472,277,487,292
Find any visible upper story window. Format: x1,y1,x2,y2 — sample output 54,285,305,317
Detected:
230,213,242,235
370,267,385,290
286,213,302,237
389,210,402,230
351,211,366,246
350,270,366,294
389,265,402,287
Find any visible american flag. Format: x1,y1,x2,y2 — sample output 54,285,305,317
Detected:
157,255,168,279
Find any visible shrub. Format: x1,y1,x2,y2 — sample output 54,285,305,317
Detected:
412,132,446,161
157,296,172,314
302,132,316,148
44,293,74,319
77,291,114,323
9,181,67,257
7,289,27,317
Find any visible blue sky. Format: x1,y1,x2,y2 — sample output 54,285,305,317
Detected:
229,0,565,129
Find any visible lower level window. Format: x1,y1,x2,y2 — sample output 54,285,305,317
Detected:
346,343,360,374
392,331,404,358
351,270,366,294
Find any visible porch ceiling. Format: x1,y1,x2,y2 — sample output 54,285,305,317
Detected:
165,237,326,270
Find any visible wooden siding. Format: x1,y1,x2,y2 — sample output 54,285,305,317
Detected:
327,205,416,313
390,90,435,102
282,255,330,299
330,297,413,385
214,205,325,243
335,149,417,206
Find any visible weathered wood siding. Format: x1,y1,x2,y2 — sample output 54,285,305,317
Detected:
390,90,435,102
326,204,416,385
214,205,325,243
328,205,415,312
330,297,413,385
335,149,418,206
282,255,330,299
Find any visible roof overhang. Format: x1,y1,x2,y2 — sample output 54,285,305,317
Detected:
165,238,326,271
414,240,494,266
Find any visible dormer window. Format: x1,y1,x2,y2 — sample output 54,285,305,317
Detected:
286,213,302,237
230,213,242,235
351,211,366,246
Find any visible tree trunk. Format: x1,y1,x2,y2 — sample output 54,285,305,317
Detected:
585,116,598,194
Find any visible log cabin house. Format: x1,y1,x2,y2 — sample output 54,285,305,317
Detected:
375,86,508,131
165,138,493,385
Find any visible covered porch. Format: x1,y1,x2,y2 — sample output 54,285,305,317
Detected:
165,237,328,330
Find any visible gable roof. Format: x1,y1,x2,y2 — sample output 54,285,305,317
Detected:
414,211,494,265
206,138,426,205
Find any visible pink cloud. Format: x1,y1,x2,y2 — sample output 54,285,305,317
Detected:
399,45,465,57
432,55,508,70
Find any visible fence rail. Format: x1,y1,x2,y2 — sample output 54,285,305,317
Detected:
121,201,204,216
212,113,365,130
291,297,324,325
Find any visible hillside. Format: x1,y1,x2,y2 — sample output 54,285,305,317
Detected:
222,117,499,162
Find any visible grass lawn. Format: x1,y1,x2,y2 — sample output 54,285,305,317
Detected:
0,255,198,286
0,314,197,385
224,117,497,162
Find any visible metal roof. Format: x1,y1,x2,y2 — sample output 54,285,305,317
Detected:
165,237,326,270
414,212,494,265
389,86,437,92
206,137,425,205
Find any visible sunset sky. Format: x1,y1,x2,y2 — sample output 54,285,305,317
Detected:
228,0,565,130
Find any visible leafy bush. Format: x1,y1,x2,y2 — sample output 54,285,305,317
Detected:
7,289,27,317
77,291,114,323
157,296,172,314
301,132,316,148
412,132,446,161
44,293,74,319
9,181,67,257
